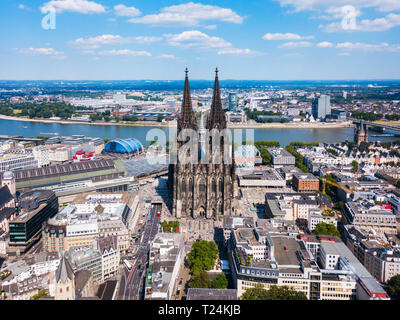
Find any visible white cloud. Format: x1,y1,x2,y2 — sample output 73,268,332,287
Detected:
18,47,66,59
204,25,217,30
274,0,400,12
99,49,152,56
336,42,400,52
158,54,176,59
324,12,400,31
41,0,106,14
278,41,313,48
133,36,163,44
114,4,141,17
70,34,127,49
129,2,244,26
165,30,232,49
262,33,314,40
217,48,261,55
323,5,362,20
18,4,31,10
164,30,258,56
317,41,334,47
70,34,162,49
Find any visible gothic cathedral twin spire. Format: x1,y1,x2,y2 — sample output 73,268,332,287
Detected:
168,68,235,220
177,68,226,134
177,68,197,132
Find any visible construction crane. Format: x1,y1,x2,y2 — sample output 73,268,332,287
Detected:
321,178,366,201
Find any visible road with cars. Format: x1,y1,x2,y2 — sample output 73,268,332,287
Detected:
118,203,161,300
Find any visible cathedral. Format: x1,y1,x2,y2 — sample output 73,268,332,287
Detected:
168,68,236,220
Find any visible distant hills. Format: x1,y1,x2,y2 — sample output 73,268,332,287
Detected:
1,80,400,91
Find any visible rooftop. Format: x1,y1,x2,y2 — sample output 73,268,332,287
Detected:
293,173,318,181
270,236,301,267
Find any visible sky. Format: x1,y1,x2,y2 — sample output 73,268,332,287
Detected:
0,0,399,80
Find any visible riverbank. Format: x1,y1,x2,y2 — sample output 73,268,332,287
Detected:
0,114,169,127
0,114,354,130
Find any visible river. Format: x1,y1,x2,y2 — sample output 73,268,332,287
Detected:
2,118,398,147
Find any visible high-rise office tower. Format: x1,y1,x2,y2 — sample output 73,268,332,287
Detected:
312,95,331,120
228,93,238,111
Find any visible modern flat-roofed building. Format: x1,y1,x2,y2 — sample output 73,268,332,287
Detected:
8,190,58,253
312,95,331,120
264,192,330,222
238,168,285,188
364,248,400,283
45,135,104,156
331,109,347,121
67,246,103,284
343,201,397,234
0,153,38,172
231,229,359,300
230,225,388,300
343,224,400,283
223,216,255,245
293,173,319,192
308,209,338,232
43,192,133,253
267,148,296,168
145,233,185,300
318,241,389,300
279,165,303,181
234,145,261,169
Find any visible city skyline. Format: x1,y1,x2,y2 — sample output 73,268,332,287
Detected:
1,0,400,80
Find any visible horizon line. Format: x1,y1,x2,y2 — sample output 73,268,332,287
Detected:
1,79,400,82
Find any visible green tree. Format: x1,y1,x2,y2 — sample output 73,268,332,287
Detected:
242,284,308,300
333,201,344,210
30,289,50,300
326,148,339,156
187,240,218,273
313,222,340,237
189,271,211,289
265,285,308,300
387,274,400,300
396,181,400,189
351,160,359,172
241,283,270,300
211,273,228,289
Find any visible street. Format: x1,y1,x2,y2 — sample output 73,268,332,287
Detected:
118,203,161,300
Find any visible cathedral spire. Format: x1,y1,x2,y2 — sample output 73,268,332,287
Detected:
207,67,226,130
180,67,195,127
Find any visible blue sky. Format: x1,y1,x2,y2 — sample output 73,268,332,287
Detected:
0,0,399,80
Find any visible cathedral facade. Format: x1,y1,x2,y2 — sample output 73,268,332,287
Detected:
168,69,235,220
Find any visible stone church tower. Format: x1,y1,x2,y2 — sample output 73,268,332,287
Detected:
354,121,368,147
168,68,235,220
54,255,75,300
